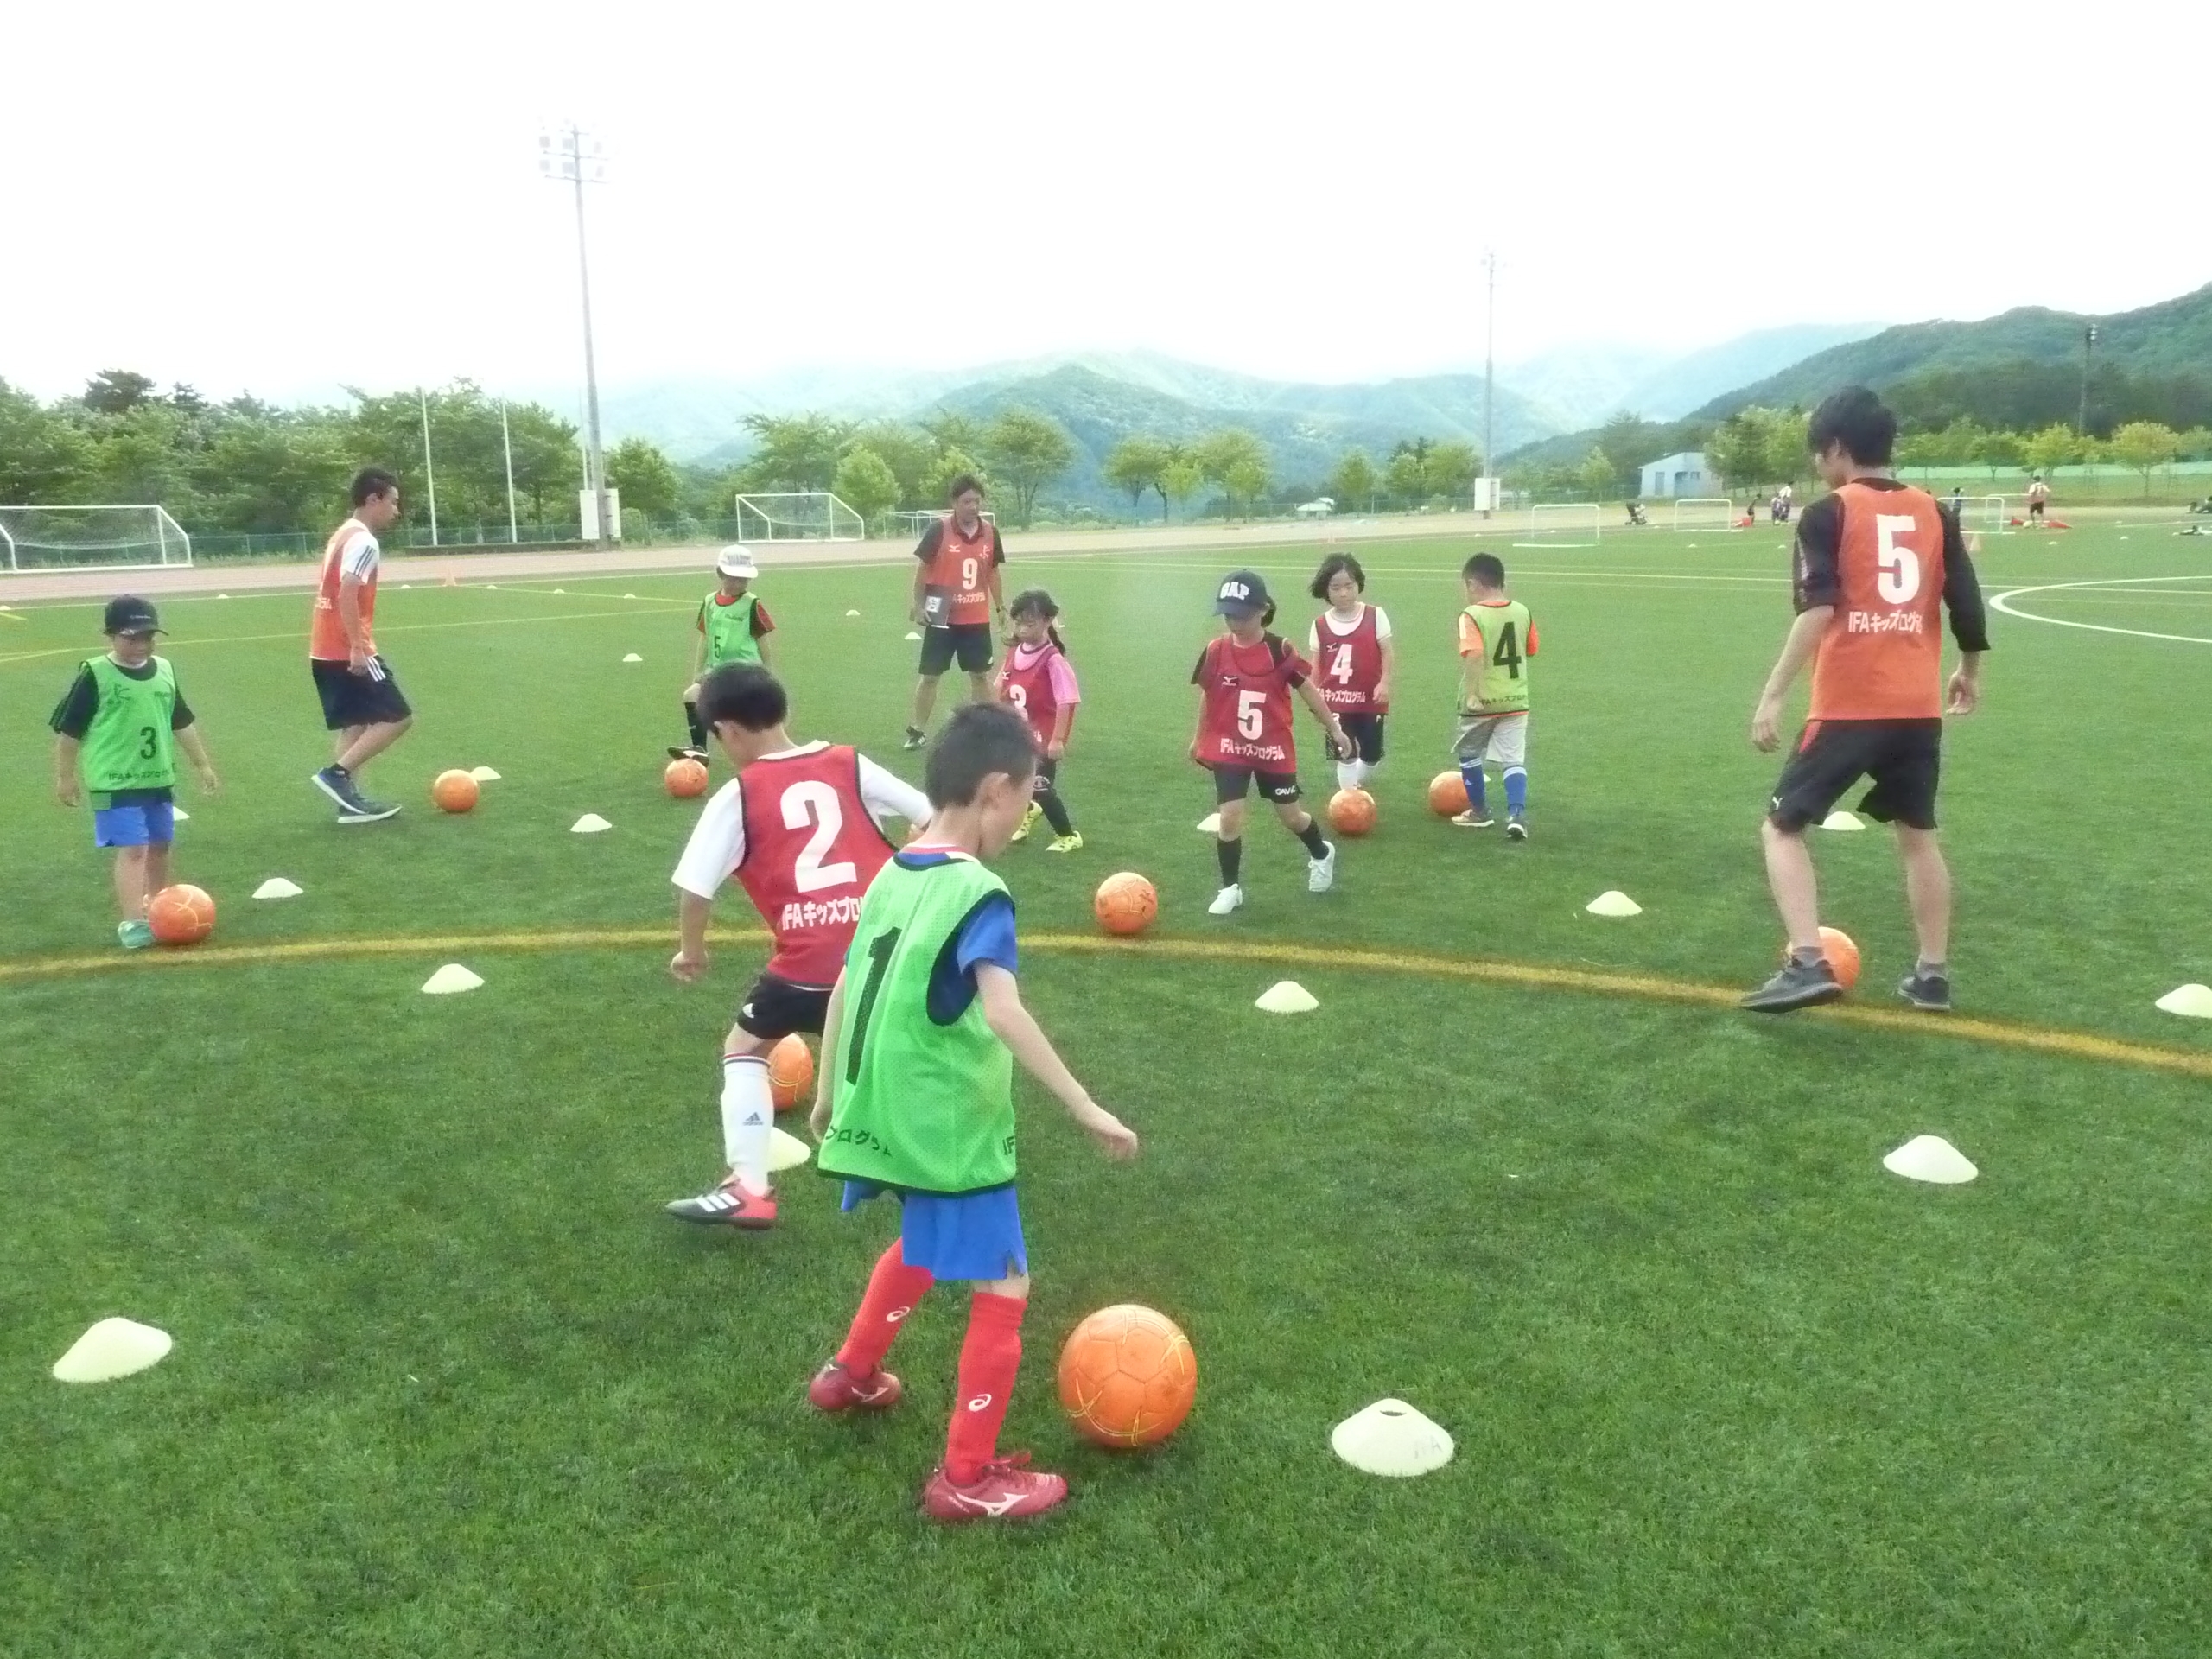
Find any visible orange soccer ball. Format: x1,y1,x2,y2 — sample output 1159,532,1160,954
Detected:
1094,872,1158,937
1058,1304,1198,1449
1783,925,1861,991
767,1033,814,1112
1327,787,1376,836
431,769,480,813
1427,770,1470,817
147,883,216,947
664,757,709,798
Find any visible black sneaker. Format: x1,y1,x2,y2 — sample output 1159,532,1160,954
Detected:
1504,815,1529,842
1741,957,1845,1014
1897,971,1953,1012
901,726,928,751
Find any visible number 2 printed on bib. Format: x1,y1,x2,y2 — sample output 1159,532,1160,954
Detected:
783,780,857,893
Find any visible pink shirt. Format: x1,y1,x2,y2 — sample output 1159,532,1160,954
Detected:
1009,641,1080,705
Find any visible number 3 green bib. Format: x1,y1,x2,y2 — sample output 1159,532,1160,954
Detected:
80,655,178,797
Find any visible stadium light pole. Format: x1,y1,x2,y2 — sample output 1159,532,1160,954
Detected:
2077,322,2098,437
1480,250,1498,518
416,386,441,546
500,398,519,543
541,124,611,549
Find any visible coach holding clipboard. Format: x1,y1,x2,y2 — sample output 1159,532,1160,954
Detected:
901,473,1006,749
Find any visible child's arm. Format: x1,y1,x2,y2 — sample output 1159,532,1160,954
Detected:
1294,677,1354,760
1046,704,1072,760
975,964,1138,1160
175,721,219,793
807,972,849,1141
1375,631,1397,707
670,891,713,982
53,734,81,808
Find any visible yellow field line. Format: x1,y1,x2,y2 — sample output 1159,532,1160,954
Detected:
5,924,2208,1082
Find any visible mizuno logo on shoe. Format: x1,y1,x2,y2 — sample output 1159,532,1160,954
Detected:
950,1491,1025,1517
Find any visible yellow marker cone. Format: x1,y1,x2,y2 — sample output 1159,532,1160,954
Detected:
1197,813,1222,834
768,1128,813,1173
467,766,500,782
1585,890,1642,918
1821,810,1865,831
421,963,484,995
54,1317,173,1382
570,814,613,834
1882,1135,1978,1184
1255,981,1319,1014
252,877,303,899
2156,983,2212,1019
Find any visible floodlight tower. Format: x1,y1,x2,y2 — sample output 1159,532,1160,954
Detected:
1479,250,1498,518
541,124,612,548
2077,321,2098,437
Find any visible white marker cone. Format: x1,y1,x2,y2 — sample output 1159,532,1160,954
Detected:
1821,810,1865,831
171,807,190,822
467,766,500,782
552,588,566,594
1586,890,1642,918
216,593,230,599
486,583,499,588
1197,812,1222,834
623,593,638,599
53,1317,173,1383
768,1127,813,1173
421,963,484,995
571,813,613,834
904,631,923,641
1883,1135,1978,1184
845,609,861,618
2155,983,2212,1019
1255,981,1319,1014
1331,1399,1453,1477
621,652,643,663
398,582,413,589
252,877,303,899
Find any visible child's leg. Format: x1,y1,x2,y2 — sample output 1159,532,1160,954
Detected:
111,844,150,921
142,840,172,901
1895,825,1952,971
1215,797,1247,887
719,1024,774,1195
1499,718,1529,817
1035,760,1074,836
945,1270,1029,1484
836,1239,936,1380
682,681,707,751
1274,797,1329,857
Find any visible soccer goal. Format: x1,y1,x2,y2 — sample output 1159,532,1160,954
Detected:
0,504,193,573
1510,502,1602,550
890,507,998,541
1670,498,1739,532
1973,496,2012,536
734,492,865,543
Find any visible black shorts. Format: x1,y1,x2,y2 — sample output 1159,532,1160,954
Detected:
1338,712,1386,766
1770,719,1942,833
735,971,833,1042
1211,765,1302,805
2027,499,2046,518
312,656,412,730
918,623,994,677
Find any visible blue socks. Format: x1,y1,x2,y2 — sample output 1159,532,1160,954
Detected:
1503,766,1527,817
1459,761,1486,814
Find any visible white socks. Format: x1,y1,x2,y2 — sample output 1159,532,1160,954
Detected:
1335,760,1374,791
721,1053,773,1197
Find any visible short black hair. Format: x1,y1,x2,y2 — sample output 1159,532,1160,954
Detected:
1806,386,1897,467
1308,553,1367,600
946,473,985,504
1464,553,1505,587
925,702,1036,808
351,467,399,508
697,662,788,732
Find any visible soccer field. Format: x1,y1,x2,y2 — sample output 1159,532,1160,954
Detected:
6,522,2212,1656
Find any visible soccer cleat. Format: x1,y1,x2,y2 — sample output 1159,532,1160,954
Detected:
1009,801,1043,843
902,726,928,751
337,798,403,825
117,918,154,950
1897,970,1954,1013
1741,957,1845,1014
1306,841,1337,893
808,1359,904,1414
1044,831,1084,854
664,1177,776,1229
1206,883,1244,917
1452,809,1494,829
1505,815,1529,842
665,746,709,762
921,1452,1068,1523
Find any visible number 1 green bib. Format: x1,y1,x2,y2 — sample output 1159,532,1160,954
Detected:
79,655,178,798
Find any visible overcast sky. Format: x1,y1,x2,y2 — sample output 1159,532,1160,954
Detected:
10,0,2202,405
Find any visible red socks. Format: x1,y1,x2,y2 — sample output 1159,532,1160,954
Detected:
836,1241,935,1380
944,1292,1027,1485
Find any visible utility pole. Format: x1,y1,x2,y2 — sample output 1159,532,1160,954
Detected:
416,386,440,546
541,124,611,547
2077,321,2098,437
500,398,519,543
1480,250,1498,518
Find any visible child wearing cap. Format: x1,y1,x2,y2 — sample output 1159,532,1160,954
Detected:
1189,569,1354,916
672,546,776,761
48,596,219,949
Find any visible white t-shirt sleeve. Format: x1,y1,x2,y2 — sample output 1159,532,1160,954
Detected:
671,779,746,899
339,529,380,581
857,753,931,827
1305,620,1319,656
1372,606,1393,641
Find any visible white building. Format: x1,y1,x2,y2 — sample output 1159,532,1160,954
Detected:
1638,452,1714,499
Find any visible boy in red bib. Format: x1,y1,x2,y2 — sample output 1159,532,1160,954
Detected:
1305,552,1394,792
1192,569,1354,917
995,588,1083,852
666,663,931,1227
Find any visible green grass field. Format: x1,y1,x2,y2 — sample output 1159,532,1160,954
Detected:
6,522,2212,1657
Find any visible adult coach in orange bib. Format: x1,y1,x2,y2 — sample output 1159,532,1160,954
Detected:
308,468,412,823
903,474,1006,750
1743,386,1988,1014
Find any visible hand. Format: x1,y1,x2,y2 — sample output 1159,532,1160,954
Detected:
1046,739,1065,760
195,765,221,795
1750,694,1784,753
910,605,925,627
1330,725,1354,762
808,1090,833,1142
1073,1100,1139,1161
669,947,707,983
55,777,80,808
1372,680,1392,708
1945,668,1980,716
347,647,373,676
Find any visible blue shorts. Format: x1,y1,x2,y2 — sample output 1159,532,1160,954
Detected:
841,1182,1027,1281
93,800,175,849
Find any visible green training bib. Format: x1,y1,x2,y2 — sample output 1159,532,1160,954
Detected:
701,592,762,668
79,655,178,798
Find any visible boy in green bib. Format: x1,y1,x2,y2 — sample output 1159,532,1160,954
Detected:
1452,553,1537,841
806,702,1139,1523
671,545,776,760
48,596,220,948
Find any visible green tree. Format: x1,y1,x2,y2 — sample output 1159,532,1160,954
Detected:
1707,408,1774,490
1383,446,1428,506
1224,455,1271,518
2108,420,2181,497
980,408,1077,527
831,444,901,530
1973,429,2025,482
1102,435,1171,519
1330,448,1379,512
924,446,987,508
0,380,95,502
1426,440,1480,501
848,421,939,509
1576,447,1618,501
1160,456,1205,521
200,416,354,533
82,369,158,416
737,412,850,492
607,437,682,519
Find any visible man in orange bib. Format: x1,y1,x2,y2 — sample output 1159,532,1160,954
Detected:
308,468,412,823
903,474,1006,749
1743,387,1989,1014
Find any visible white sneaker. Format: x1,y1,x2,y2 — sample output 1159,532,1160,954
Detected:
1207,884,1244,916
1307,842,1337,893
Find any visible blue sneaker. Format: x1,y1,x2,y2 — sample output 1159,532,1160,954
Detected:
118,918,155,950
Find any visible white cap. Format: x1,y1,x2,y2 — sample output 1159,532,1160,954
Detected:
715,545,758,579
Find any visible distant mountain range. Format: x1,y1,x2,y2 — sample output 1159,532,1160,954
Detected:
1503,323,1882,428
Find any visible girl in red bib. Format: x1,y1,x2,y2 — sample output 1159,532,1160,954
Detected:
1306,553,1394,792
995,589,1083,852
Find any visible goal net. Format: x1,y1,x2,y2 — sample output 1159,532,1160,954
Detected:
1670,498,1739,532
890,508,998,543
0,505,193,573
1972,495,2012,536
734,492,864,543
1510,502,1602,549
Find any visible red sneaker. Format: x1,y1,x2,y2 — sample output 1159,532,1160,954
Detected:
808,1360,904,1414
664,1177,775,1230
921,1453,1068,1523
